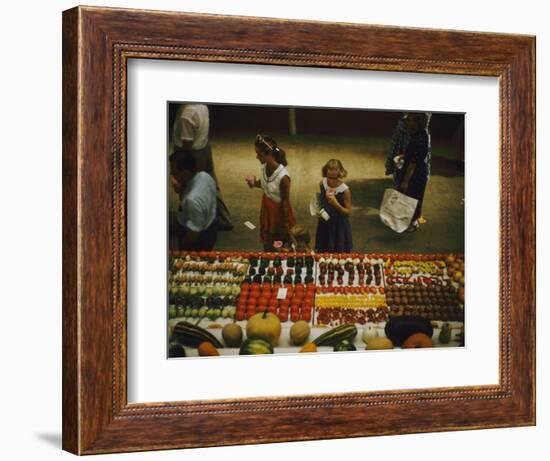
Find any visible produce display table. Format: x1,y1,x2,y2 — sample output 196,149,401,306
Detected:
168,251,465,356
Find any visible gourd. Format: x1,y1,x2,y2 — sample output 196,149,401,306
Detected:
222,323,243,347
361,324,379,343
313,324,357,347
438,322,452,344
290,321,311,345
198,341,220,356
300,342,317,353
384,316,433,347
246,311,281,346
365,337,394,350
333,340,357,352
239,337,274,355
173,321,224,348
402,333,433,348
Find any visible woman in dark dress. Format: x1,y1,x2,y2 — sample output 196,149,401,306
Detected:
315,159,353,253
394,112,431,232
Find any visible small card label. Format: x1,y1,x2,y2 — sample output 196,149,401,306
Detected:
277,288,288,300
244,221,256,230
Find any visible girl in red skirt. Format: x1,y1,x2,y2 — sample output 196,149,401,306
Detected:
246,134,296,251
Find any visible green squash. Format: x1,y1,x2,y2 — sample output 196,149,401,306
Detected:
239,337,274,355
333,340,357,352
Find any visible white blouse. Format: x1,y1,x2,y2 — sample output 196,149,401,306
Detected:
322,177,349,194
260,164,290,203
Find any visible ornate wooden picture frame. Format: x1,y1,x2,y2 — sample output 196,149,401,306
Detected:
62,6,535,455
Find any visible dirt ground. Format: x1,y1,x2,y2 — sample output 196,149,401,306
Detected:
171,133,465,254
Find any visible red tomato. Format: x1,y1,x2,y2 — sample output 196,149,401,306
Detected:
302,311,312,322
278,312,289,322
235,310,245,321
269,299,279,308
290,312,300,322
268,305,277,314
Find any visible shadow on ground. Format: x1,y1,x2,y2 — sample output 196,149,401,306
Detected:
36,433,61,448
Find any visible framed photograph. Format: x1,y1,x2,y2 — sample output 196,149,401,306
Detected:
62,6,535,455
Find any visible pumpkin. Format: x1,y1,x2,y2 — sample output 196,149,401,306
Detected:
402,333,433,348
246,310,281,346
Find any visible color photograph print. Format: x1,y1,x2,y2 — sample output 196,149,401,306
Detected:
167,103,465,358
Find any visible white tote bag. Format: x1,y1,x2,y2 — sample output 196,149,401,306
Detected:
379,188,418,233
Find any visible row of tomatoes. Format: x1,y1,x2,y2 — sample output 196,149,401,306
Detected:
237,283,315,322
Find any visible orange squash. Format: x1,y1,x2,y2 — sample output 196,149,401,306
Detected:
198,341,220,356
300,342,317,353
402,333,433,349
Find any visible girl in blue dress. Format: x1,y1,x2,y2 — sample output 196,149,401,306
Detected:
315,159,353,253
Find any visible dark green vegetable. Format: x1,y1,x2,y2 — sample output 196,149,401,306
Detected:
173,321,224,348
168,341,186,358
333,340,357,352
314,324,357,347
239,338,274,355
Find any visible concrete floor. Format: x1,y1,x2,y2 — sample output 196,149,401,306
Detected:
172,133,465,254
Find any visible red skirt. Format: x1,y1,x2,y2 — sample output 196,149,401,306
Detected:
260,194,296,248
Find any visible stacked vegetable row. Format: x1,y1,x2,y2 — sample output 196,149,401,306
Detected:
167,252,466,357
383,254,464,322
169,311,362,357
236,282,315,322
168,252,249,322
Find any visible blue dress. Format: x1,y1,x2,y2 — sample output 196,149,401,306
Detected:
315,179,353,253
